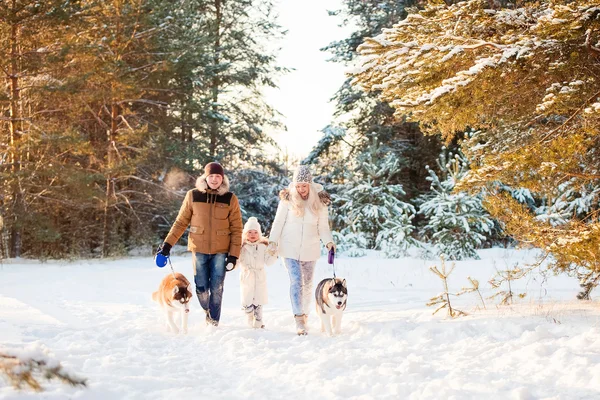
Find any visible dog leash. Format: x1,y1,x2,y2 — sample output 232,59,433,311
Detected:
328,248,336,278
155,250,177,279
167,257,177,279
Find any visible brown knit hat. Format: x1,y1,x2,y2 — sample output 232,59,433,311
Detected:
204,162,224,177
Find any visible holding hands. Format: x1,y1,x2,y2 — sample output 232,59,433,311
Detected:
267,241,278,256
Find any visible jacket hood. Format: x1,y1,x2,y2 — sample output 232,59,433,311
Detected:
196,173,230,195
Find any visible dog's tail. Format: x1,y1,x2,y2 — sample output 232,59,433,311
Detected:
152,290,158,302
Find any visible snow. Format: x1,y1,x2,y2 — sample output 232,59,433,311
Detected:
1,249,599,399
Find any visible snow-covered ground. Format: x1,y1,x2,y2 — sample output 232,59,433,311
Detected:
1,248,599,399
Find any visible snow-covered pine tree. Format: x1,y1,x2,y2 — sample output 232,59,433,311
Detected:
418,150,495,260
352,0,600,280
230,167,288,233
335,142,416,257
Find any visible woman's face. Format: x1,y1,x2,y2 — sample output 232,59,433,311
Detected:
246,229,260,242
295,183,310,198
206,174,223,190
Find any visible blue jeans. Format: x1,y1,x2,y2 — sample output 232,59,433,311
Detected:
193,253,227,322
284,258,316,316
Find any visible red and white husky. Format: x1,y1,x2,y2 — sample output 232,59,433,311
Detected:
152,273,193,334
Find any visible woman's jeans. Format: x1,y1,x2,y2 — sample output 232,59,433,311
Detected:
193,252,227,322
283,258,316,316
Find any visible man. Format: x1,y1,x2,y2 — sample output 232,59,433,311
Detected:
157,162,243,326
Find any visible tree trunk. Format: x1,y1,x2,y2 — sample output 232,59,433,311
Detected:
209,0,222,159
181,107,186,142
102,6,122,258
102,101,119,257
9,0,23,258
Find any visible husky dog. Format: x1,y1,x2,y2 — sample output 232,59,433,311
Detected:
315,278,347,336
152,272,193,334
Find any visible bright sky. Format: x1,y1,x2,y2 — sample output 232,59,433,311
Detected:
264,0,354,161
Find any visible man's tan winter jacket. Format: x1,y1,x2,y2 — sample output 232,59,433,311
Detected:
165,175,243,258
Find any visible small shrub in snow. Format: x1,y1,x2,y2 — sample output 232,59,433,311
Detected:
427,257,467,318
457,276,486,310
488,264,529,305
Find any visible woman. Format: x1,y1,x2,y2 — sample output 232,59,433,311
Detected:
157,162,243,327
268,165,335,335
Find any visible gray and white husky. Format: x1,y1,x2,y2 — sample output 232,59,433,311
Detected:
315,278,347,336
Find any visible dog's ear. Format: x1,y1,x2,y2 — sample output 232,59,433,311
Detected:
173,286,179,295
330,278,336,287
342,279,347,287
187,284,192,293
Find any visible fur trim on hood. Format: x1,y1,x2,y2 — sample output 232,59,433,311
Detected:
279,182,331,206
196,173,230,195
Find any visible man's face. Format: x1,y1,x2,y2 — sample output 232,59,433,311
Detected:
295,183,310,198
207,174,223,190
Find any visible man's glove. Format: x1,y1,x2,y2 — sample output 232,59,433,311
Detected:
326,242,336,252
225,255,237,271
157,242,172,257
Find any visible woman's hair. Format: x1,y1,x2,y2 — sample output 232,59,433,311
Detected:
288,182,323,217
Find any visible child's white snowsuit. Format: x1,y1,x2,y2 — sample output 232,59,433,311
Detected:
239,238,278,307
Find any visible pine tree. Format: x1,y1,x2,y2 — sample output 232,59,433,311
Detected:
315,0,440,198
0,0,91,257
352,0,600,277
196,0,284,163
0,0,285,258
335,142,416,256
418,150,495,260
230,165,288,233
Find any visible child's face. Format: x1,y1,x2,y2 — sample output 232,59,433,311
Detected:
246,230,259,242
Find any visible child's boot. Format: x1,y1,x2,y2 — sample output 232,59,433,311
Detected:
253,305,264,329
244,305,254,328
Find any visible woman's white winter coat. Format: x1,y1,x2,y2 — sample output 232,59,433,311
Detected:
239,240,278,306
269,184,334,262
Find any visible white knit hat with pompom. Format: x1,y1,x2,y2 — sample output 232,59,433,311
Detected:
243,217,262,236
293,165,313,183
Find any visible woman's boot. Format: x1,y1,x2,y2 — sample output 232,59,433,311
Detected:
294,314,307,336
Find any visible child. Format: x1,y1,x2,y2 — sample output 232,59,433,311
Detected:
239,217,278,328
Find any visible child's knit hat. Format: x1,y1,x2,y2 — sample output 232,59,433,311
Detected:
243,217,262,236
